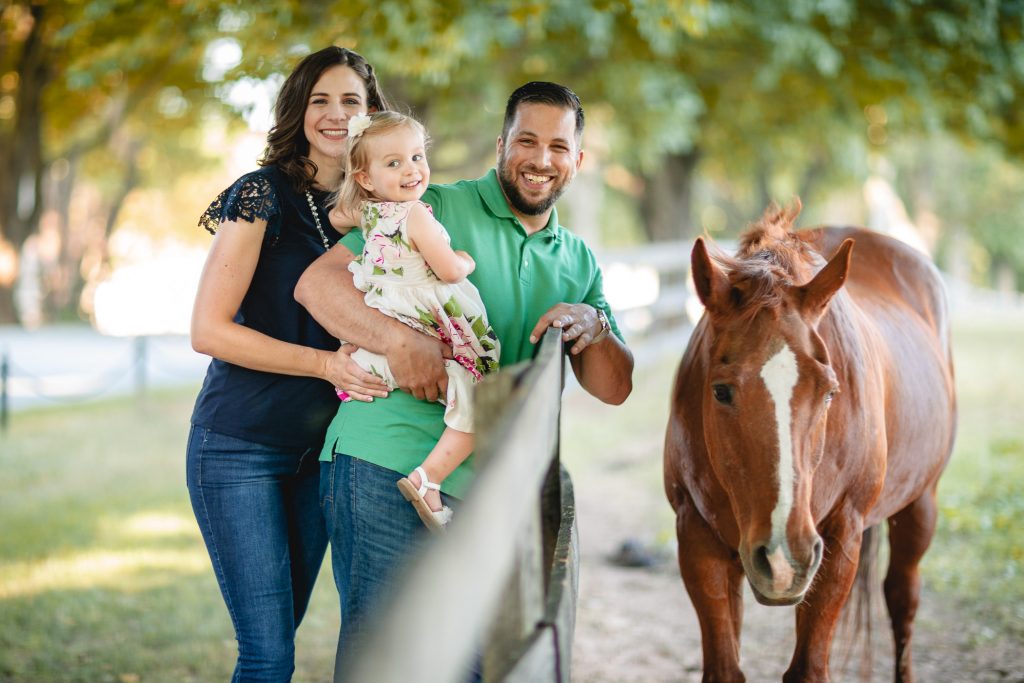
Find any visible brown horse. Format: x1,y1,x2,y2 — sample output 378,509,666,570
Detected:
663,202,956,682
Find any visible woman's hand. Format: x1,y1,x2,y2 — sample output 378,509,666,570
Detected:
323,344,390,402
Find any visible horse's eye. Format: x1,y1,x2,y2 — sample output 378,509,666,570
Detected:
712,384,733,405
825,388,838,405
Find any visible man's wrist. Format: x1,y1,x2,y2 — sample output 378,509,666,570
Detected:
592,307,611,344
387,322,440,360
383,322,413,356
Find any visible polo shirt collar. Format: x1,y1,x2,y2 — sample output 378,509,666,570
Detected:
478,169,563,242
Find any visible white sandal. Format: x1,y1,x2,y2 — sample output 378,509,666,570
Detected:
397,466,454,533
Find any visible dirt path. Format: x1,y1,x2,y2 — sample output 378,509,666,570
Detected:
565,428,1024,683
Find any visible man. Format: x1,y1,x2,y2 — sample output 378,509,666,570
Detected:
295,81,633,660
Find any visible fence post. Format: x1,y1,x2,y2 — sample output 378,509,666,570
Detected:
134,336,147,400
1,348,8,436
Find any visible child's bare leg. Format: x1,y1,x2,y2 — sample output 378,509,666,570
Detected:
408,428,473,512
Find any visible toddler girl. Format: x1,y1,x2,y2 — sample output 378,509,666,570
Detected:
329,111,500,532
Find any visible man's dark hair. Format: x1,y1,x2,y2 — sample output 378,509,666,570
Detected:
501,81,584,144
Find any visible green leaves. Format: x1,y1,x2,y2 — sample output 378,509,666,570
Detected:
3,0,1023,322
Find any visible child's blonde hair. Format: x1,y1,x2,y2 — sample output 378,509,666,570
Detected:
334,111,430,214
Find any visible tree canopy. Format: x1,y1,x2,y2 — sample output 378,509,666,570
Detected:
2,0,1023,323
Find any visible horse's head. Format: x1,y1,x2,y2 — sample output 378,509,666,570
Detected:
691,203,853,606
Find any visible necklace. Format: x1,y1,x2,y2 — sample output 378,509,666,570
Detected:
305,190,332,251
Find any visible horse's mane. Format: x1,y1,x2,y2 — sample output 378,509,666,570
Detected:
708,200,824,321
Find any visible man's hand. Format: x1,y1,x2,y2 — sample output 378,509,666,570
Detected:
530,303,603,355
387,327,453,402
323,344,390,402
532,302,634,405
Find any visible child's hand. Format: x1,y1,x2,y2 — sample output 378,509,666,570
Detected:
455,250,476,275
329,207,356,234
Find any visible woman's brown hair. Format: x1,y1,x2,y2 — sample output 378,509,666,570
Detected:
260,46,391,191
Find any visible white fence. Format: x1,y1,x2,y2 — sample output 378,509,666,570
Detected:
338,327,576,682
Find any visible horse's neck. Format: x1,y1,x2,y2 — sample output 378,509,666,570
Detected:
819,292,883,408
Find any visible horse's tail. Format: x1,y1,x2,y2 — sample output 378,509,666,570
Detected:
835,524,881,682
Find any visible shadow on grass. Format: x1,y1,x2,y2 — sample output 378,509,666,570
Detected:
0,388,340,683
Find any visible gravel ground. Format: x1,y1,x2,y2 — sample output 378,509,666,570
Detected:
564,422,1024,683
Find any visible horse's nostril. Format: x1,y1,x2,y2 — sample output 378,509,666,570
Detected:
811,538,824,568
753,544,772,579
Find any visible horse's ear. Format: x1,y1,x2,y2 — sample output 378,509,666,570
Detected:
798,238,854,322
692,237,729,316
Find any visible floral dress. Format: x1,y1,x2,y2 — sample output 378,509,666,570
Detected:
346,200,500,432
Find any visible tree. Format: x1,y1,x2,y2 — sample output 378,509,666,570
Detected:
4,0,1024,324
0,0,237,323
893,135,1024,289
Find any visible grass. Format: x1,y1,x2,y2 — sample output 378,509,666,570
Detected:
0,390,339,683
927,315,1024,638
1,311,1022,681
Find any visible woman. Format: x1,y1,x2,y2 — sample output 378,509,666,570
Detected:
187,46,390,682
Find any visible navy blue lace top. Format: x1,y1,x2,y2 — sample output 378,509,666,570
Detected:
191,165,343,450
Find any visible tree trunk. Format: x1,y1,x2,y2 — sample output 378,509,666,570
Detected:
638,149,701,242
41,155,79,321
993,260,1017,295
755,162,772,214
82,140,142,313
0,4,50,324
0,287,16,324
907,157,941,255
944,224,971,284
797,155,826,210
563,163,602,246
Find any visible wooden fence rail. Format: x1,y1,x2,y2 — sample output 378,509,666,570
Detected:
596,240,695,369
338,327,576,683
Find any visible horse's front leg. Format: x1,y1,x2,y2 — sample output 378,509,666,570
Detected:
676,490,747,683
783,511,865,683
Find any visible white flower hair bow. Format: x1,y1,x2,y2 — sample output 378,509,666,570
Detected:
347,113,372,138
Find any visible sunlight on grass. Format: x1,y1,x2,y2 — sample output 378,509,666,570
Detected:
924,313,1024,636
1,547,210,599
0,388,343,682
116,512,198,539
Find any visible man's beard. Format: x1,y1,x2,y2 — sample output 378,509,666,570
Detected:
497,153,568,217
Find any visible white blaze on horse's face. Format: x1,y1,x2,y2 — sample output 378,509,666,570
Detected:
759,342,800,590
736,334,826,605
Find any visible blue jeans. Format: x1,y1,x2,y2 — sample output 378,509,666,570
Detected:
187,425,328,683
321,453,480,681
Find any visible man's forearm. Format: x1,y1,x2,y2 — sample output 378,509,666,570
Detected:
570,335,634,405
296,245,452,402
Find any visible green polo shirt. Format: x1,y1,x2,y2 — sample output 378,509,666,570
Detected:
320,169,622,497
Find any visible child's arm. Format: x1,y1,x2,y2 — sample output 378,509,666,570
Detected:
328,205,361,234
406,202,475,283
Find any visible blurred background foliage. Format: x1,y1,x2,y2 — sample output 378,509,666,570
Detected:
1,0,1023,325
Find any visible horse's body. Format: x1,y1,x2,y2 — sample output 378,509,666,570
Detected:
663,204,956,683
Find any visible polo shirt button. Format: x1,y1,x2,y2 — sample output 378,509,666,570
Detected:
524,259,529,267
